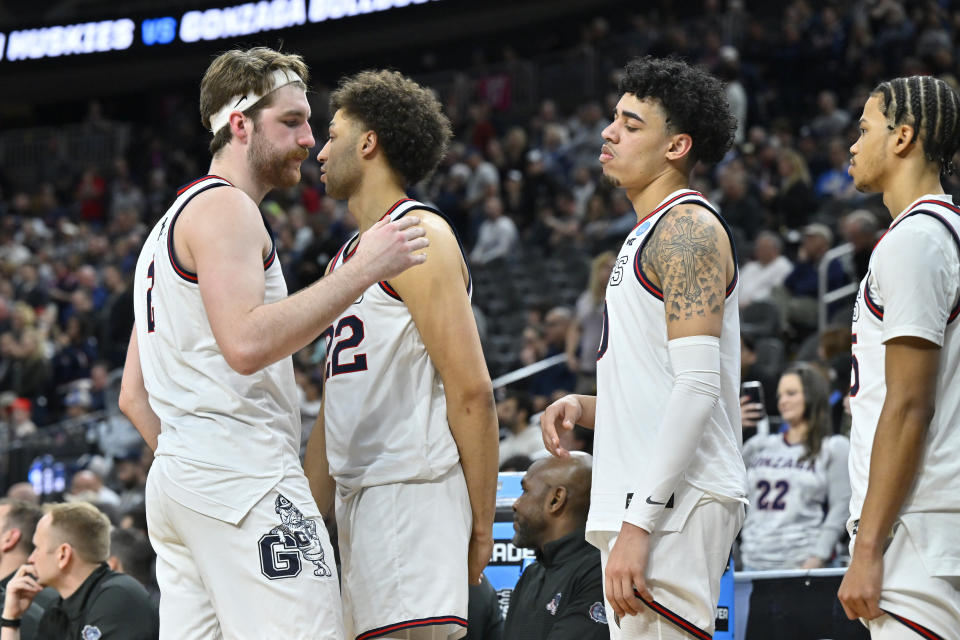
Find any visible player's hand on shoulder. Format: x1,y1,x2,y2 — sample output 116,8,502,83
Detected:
353,215,429,285
540,395,582,458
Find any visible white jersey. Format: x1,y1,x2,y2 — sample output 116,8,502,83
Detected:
740,433,850,570
849,195,960,535
133,175,303,524
322,198,466,493
588,189,747,535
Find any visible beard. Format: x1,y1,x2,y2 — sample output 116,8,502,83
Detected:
600,172,621,188
323,152,362,200
511,515,542,550
249,131,307,189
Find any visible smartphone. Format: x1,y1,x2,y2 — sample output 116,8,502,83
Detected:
741,381,766,416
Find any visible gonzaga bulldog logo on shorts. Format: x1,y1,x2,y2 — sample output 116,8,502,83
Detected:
258,493,333,580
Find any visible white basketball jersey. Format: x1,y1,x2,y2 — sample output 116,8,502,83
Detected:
322,199,466,492
849,194,960,522
588,189,747,535
740,434,850,570
133,175,303,524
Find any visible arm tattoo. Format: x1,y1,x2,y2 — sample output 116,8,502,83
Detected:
642,207,726,323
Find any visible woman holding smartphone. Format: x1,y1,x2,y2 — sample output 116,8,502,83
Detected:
739,362,851,571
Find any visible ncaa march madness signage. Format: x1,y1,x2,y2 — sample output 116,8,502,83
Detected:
0,0,444,62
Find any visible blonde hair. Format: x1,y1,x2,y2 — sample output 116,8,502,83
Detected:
588,251,615,305
200,47,310,156
778,148,811,190
12,302,36,329
45,502,111,564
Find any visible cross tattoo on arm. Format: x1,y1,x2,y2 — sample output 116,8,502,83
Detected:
644,207,726,324
662,216,713,301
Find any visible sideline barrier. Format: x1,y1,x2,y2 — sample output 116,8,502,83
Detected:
734,568,868,640
490,353,566,390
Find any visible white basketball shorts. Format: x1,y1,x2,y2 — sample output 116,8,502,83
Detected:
146,457,344,640
590,492,743,640
336,464,471,640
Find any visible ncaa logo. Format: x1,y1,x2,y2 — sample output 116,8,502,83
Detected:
635,220,651,236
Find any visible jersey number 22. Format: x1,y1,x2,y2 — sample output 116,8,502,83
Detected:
321,316,367,379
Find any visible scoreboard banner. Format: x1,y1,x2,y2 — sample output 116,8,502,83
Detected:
0,0,444,63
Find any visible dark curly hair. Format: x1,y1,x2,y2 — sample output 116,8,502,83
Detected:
330,70,452,186
618,56,735,167
872,76,960,176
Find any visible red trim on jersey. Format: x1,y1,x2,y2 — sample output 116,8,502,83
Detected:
263,244,277,270
869,204,960,323
863,282,884,320
356,616,467,640
166,216,199,283
176,174,231,196
638,595,711,640
883,609,945,640
726,269,739,295
631,193,738,301
330,236,357,272
632,190,702,231
384,197,415,220
851,333,857,344
378,281,402,301
875,198,960,250
633,253,665,300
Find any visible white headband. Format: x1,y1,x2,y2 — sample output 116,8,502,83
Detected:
208,68,304,134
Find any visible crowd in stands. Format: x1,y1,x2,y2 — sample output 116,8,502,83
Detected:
2,2,960,604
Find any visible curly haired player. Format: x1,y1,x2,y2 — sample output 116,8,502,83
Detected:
541,56,746,640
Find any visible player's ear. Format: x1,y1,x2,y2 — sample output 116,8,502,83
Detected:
547,486,567,514
892,123,916,157
57,543,72,569
666,133,693,162
0,528,20,553
359,130,378,158
230,112,250,142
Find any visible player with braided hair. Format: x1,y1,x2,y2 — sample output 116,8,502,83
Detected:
839,75,960,640
870,75,960,177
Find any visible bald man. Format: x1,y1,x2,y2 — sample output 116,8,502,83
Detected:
504,454,608,639
66,470,120,508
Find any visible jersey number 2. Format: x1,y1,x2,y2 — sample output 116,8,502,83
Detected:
321,316,368,379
